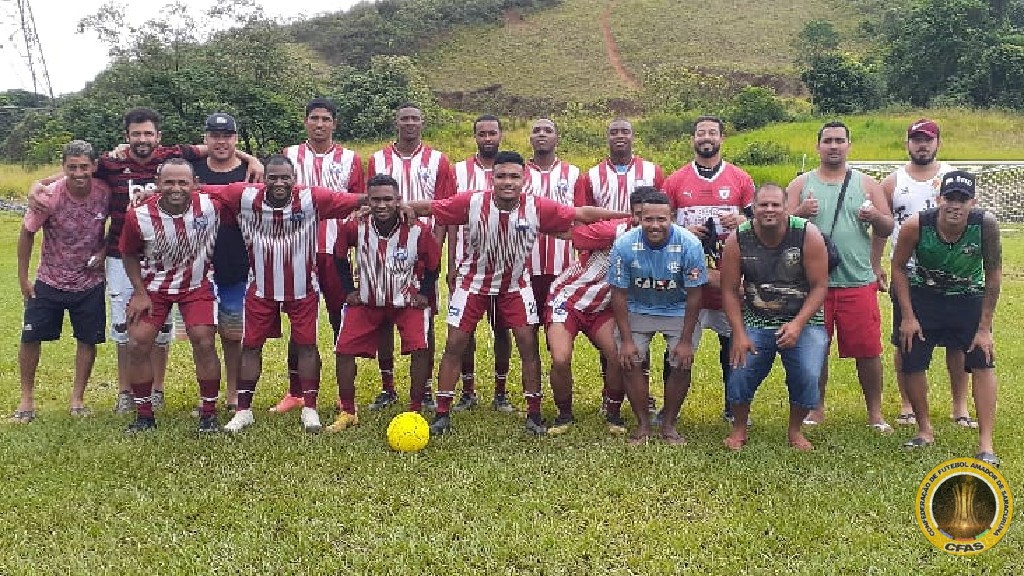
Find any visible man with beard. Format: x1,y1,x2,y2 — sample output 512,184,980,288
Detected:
720,184,829,451
871,119,973,429
206,156,366,433
664,115,755,426
403,151,629,437
273,98,366,416
579,118,666,415
447,114,516,413
786,121,894,430
364,103,455,412
119,159,221,434
891,171,1002,466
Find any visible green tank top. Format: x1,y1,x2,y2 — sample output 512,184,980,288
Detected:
736,216,825,329
801,170,875,287
910,208,985,296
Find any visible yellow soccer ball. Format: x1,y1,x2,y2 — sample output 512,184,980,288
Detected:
386,411,430,452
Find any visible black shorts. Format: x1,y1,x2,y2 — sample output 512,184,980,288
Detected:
899,288,992,373
21,281,106,345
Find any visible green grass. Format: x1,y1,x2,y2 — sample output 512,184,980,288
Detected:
0,164,59,199
1,215,1023,572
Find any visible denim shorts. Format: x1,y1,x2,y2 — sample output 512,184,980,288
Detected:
726,324,828,409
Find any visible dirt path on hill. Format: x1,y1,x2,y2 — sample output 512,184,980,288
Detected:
600,0,639,89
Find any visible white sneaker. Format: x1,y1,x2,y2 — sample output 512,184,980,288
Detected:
223,409,255,433
300,407,321,433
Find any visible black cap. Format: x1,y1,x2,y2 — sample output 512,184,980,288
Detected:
204,112,237,133
939,170,976,198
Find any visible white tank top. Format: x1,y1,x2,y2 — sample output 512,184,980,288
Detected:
890,161,956,257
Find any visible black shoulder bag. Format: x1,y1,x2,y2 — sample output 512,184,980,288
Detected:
822,169,852,273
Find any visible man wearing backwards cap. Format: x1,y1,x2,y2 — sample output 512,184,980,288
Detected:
873,119,974,430
890,170,1003,466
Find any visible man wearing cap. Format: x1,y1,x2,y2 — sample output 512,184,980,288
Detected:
873,119,973,429
190,112,250,414
891,171,1002,466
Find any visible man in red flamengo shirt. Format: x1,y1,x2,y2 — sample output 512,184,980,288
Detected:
119,159,221,435
578,118,665,413
365,102,455,412
403,151,630,437
328,175,442,431
28,107,262,415
663,115,755,426
211,155,365,434
272,98,366,416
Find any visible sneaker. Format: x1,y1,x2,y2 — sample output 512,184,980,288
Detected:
429,414,452,436
269,394,303,414
524,414,547,436
124,415,157,434
452,393,478,411
548,413,574,435
114,392,134,415
326,411,359,433
422,390,436,412
606,413,628,435
367,390,398,411
223,409,255,433
150,390,165,411
301,407,322,433
647,396,657,415
491,394,516,413
197,414,220,434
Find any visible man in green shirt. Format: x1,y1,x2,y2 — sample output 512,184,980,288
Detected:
891,171,1002,466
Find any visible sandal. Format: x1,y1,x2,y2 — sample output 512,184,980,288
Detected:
902,437,934,449
895,413,916,426
869,422,894,434
952,416,979,429
69,406,91,417
9,409,35,423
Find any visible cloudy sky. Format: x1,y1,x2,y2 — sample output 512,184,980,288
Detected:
0,0,364,96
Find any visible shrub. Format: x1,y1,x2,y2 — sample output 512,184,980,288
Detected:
729,140,792,166
727,87,789,131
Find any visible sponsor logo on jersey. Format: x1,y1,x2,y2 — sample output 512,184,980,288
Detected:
633,277,678,290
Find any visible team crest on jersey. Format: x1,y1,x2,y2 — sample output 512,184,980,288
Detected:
193,215,209,231
290,212,304,223
515,217,530,231
394,247,409,263
667,262,681,274
418,167,432,182
329,163,346,180
719,187,731,200
557,179,569,194
784,247,802,267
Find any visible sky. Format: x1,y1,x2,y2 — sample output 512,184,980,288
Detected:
0,0,365,96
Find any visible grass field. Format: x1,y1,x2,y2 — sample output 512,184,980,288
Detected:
1,205,1022,572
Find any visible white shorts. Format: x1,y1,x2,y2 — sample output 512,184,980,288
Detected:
106,256,172,346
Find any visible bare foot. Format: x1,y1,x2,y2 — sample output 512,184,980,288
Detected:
662,430,687,446
723,432,747,451
788,432,814,451
628,432,649,445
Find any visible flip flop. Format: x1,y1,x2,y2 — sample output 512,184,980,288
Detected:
952,416,979,429
802,418,820,426
69,406,91,417
662,432,687,446
8,409,35,423
974,452,1000,467
869,422,894,434
627,433,650,446
903,437,934,449
895,413,916,426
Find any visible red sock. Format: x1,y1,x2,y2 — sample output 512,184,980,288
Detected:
461,372,476,394
555,394,573,416
525,392,542,416
238,379,257,410
338,388,356,415
494,374,508,396
300,379,319,409
131,381,154,418
435,392,454,415
198,378,220,416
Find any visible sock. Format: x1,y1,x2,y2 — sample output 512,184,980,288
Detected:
380,370,395,394
288,365,301,398
555,393,573,417
524,391,542,416
338,387,356,415
237,379,257,410
495,373,508,396
606,388,625,417
436,391,455,415
131,381,154,418
198,378,220,417
300,379,319,409
461,372,476,395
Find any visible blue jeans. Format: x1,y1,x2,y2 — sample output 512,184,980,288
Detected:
726,325,827,410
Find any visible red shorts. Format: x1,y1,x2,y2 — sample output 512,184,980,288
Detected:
335,305,430,357
243,291,319,347
446,286,538,333
316,253,345,315
824,283,882,359
142,286,216,329
545,305,614,342
531,274,557,317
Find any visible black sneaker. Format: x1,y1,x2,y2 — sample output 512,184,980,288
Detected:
452,393,478,411
429,414,452,436
492,393,516,413
647,396,657,415
421,390,437,412
548,412,574,435
197,414,220,434
367,390,398,411
524,413,547,436
606,413,627,435
124,415,157,435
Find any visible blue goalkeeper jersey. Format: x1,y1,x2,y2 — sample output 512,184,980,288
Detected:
607,224,707,317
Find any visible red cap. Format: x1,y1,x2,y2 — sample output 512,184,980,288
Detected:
907,119,939,139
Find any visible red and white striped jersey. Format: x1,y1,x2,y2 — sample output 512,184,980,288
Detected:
119,193,219,295
525,159,583,277
577,156,665,212
548,218,631,314
282,142,365,254
204,182,362,302
335,216,441,308
451,155,496,264
367,143,455,203
432,191,577,295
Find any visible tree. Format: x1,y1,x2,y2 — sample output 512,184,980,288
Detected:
801,53,882,114
727,87,789,131
792,20,841,67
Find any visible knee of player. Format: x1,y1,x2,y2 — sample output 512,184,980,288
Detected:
188,327,218,350
126,336,154,359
